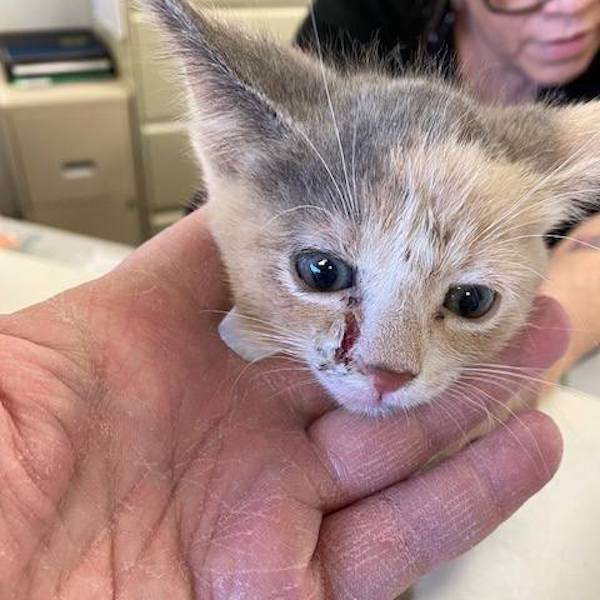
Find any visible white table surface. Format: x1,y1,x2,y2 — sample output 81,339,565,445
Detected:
0,216,131,313
415,387,600,600
1,224,599,599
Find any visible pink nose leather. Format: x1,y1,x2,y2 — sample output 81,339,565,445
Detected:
369,367,416,394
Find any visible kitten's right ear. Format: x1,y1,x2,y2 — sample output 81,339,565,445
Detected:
145,0,326,180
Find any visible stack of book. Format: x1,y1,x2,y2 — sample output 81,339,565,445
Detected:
0,29,115,86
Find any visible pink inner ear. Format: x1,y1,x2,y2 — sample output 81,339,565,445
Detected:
335,312,359,363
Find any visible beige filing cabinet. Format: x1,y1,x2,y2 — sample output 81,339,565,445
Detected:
126,0,308,234
0,73,142,245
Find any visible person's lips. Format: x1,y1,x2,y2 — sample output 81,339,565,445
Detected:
537,30,595,62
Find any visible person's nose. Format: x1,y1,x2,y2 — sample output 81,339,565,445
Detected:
541,0,595,17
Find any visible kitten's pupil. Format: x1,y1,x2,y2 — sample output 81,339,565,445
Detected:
295,252,354,292
443,285,496,319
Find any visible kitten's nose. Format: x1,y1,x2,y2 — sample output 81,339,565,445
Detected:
368,367,416,394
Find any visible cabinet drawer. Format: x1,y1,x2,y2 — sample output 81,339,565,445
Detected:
141,124,201,210
11,98,136,206
131,6,307,122
29,194,140,245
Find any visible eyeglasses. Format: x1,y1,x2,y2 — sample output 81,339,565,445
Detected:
483,0,549,14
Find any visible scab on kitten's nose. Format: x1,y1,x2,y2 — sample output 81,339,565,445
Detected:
367,367,417,394
334,312,360,364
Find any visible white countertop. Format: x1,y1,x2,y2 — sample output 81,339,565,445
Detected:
416,386,600,600
0,216,131,313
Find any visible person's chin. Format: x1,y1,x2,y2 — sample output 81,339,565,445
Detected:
527,41,599,87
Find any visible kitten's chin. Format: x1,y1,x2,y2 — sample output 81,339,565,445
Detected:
315,371,430,417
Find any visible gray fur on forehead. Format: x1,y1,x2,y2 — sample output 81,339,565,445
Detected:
252,80,492,208
147,0,563,193
257,81,565,217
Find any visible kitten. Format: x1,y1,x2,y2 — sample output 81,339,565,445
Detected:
147,0,600,416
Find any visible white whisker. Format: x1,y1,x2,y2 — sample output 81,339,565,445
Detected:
309,5,356,216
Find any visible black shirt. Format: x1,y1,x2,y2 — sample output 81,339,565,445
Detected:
296,0,600,103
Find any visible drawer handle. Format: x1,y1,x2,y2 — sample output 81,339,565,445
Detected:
62,160,97,180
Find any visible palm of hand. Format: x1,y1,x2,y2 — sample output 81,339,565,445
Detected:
0,213,565,599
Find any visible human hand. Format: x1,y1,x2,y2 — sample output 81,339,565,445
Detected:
542,212,600,384
0,211,568,599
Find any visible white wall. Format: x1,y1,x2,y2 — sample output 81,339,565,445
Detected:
0,0,92,32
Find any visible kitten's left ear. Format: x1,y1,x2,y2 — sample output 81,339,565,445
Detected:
544,102,600,230
489,101,600,231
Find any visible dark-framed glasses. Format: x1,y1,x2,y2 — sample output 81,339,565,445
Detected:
483,0,549,14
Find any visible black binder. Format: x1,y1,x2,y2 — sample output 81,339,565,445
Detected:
0,29,115,83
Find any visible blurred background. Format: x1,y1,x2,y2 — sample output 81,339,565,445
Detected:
0,0,307,247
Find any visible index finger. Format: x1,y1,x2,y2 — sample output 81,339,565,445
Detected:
315,410,563,599
307,295,570,511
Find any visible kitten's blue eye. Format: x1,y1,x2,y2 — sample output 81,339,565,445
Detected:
295,251,354,292
443,285,497,319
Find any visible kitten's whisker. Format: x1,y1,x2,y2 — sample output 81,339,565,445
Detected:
439,387,507,459
485,179,600,245
261,204,337,232
464,370,598,436
494,232,600,253
513,262,553,284
458,380,539,455
432,389,479,447
296,127,349,215
456,378,548,474
463,367,549,383
248,365,313,386
309,5,356,216
447,385,497,432
220,311,308,340
253,363,312,375
193,309,310,355
469,362,544,373
478,129,600,243
526,320,595,336
463,374,540,409
262,377,321,404
254,353,307,365
481,186,600,246
351,117,358,210
462,367,570,395
243,330,307,349
228,348,282,396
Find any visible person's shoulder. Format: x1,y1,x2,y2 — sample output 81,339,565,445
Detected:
298,0,427,29
295,0,443,66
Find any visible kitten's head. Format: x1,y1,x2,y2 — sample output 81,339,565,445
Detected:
149,0,600,415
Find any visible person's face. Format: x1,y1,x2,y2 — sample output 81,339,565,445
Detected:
462,0,600,86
